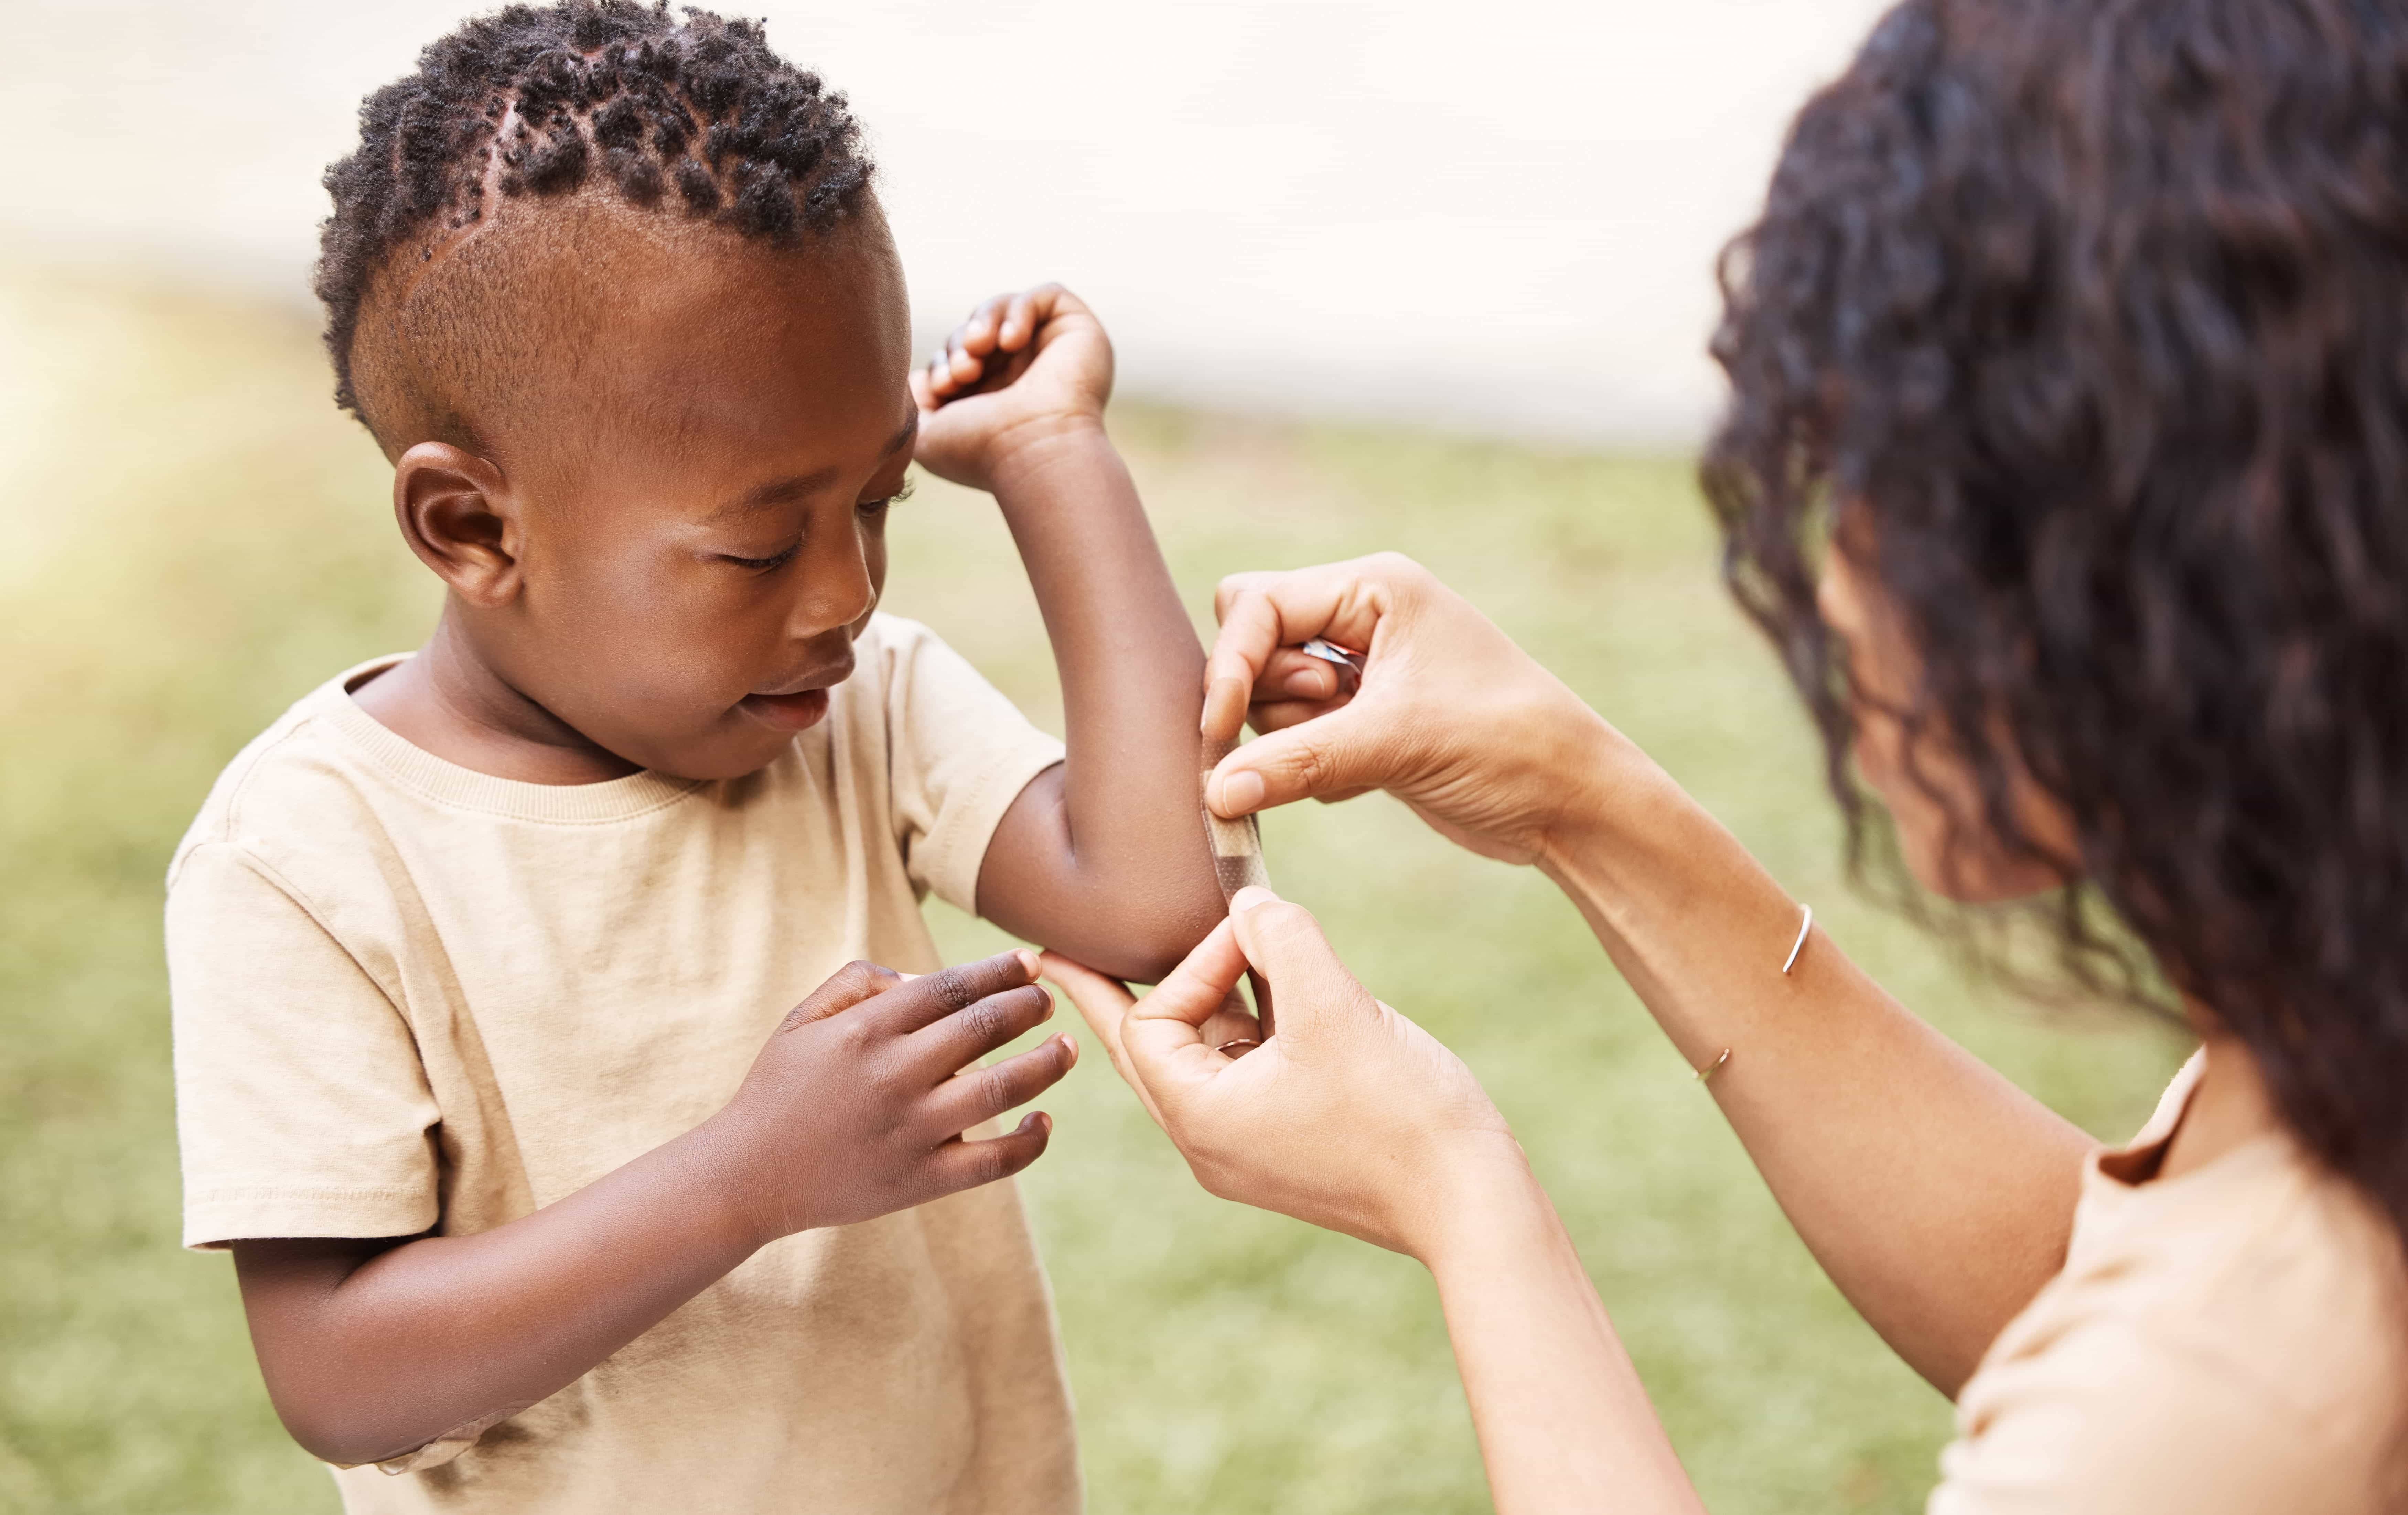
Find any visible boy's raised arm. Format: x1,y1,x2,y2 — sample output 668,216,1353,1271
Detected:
913,286,1228,983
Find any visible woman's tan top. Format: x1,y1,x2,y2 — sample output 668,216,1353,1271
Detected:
1932,1056,2408,1514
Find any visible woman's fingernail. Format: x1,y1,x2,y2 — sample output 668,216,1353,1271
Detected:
1202,675,1248,733
1218,769,1266,815
1229,885,1282,912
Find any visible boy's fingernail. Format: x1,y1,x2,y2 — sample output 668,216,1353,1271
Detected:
1033,1111,1053,1135
1284,667,1331,696
1060,1034,1079,1066
1013,948,1041,978
1217,769,1266,815
1230,885,1282,912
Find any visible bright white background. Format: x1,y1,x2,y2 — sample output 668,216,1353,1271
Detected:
6,0,1893,443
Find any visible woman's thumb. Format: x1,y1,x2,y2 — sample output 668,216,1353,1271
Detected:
1227,888,1378,1044
1207,707,1385,818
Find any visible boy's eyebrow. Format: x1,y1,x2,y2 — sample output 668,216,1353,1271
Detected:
707,414,920,521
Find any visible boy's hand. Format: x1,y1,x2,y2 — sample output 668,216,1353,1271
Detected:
705,950,1076,1248
911,284,1114,494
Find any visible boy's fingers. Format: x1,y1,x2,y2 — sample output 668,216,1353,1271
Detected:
932,1112,1054,1192
911,984,1055,1069
947,334,984,385
777,959,905,1031
999,290,1038,350
958,297,1004,357
874,950,1041,1033
925,1034,1077,1136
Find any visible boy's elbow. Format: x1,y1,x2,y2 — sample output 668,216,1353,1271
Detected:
264,1371,441,1469
277,1398,414,1470
1076,870,1225,985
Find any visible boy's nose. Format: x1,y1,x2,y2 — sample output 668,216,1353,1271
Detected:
793,536,877,632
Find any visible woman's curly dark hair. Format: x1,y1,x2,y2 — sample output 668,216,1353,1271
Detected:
1705,0,2408,1247
315,0,872,422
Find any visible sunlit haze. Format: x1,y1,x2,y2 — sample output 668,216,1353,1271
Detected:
7,0,1894,442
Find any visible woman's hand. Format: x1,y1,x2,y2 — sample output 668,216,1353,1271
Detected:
1200,554,1619,864
1052,891,1712,1515
1042,886,1522,1260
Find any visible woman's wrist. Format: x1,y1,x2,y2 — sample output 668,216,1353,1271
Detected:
1524,706,1663,873
1409,1132,1555,1276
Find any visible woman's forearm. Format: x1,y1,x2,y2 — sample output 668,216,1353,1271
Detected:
973,422,1224,981
1539,724,2092,1393
1423,1145,1706,1515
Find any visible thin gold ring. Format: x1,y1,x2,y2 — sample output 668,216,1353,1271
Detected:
1694,1047,1732,1084
1216,1038,1262,1057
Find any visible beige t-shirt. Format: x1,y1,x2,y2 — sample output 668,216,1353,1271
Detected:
1932,1055,2408,1513
166,614,1078,1515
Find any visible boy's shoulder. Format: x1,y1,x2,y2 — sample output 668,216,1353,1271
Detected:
167,655,409,892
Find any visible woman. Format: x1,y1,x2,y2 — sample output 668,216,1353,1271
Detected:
1045,1,2408,1509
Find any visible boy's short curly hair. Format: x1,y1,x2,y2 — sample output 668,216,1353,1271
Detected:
1706,0,2408,1252
316,0,875,426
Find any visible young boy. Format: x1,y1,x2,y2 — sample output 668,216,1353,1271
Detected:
164,4,1225,1510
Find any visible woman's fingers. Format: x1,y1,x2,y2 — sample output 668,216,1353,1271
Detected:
1242,696,1347,735
1205,697,1395,818
1197,992,1264,1052
1203,558,1409,742
1040,952,1164,1127
1225,888,1380,1044
1126,916,1249,1028
1119,918,1261,1106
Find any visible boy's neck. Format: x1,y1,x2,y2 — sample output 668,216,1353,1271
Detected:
350,612,643,786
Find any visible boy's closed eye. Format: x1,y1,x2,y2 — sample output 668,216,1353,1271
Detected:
720,481,914,572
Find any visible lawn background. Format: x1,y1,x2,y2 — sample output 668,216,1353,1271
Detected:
0,266,2188,1514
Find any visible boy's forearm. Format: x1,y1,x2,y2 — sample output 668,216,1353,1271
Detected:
235,1120,759,1467
973,421,1225,978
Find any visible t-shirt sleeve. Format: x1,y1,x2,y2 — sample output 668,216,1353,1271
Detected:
168,842,440,1249
875,616,1066,916
1928,1314,2350,1515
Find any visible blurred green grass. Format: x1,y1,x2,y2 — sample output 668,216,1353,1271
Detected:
0,266,2186,1515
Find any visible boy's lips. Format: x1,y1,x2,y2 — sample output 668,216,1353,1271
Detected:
738,651,854,732
738,688,832,733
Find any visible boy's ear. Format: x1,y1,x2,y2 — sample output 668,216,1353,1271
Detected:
392,443,522,606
